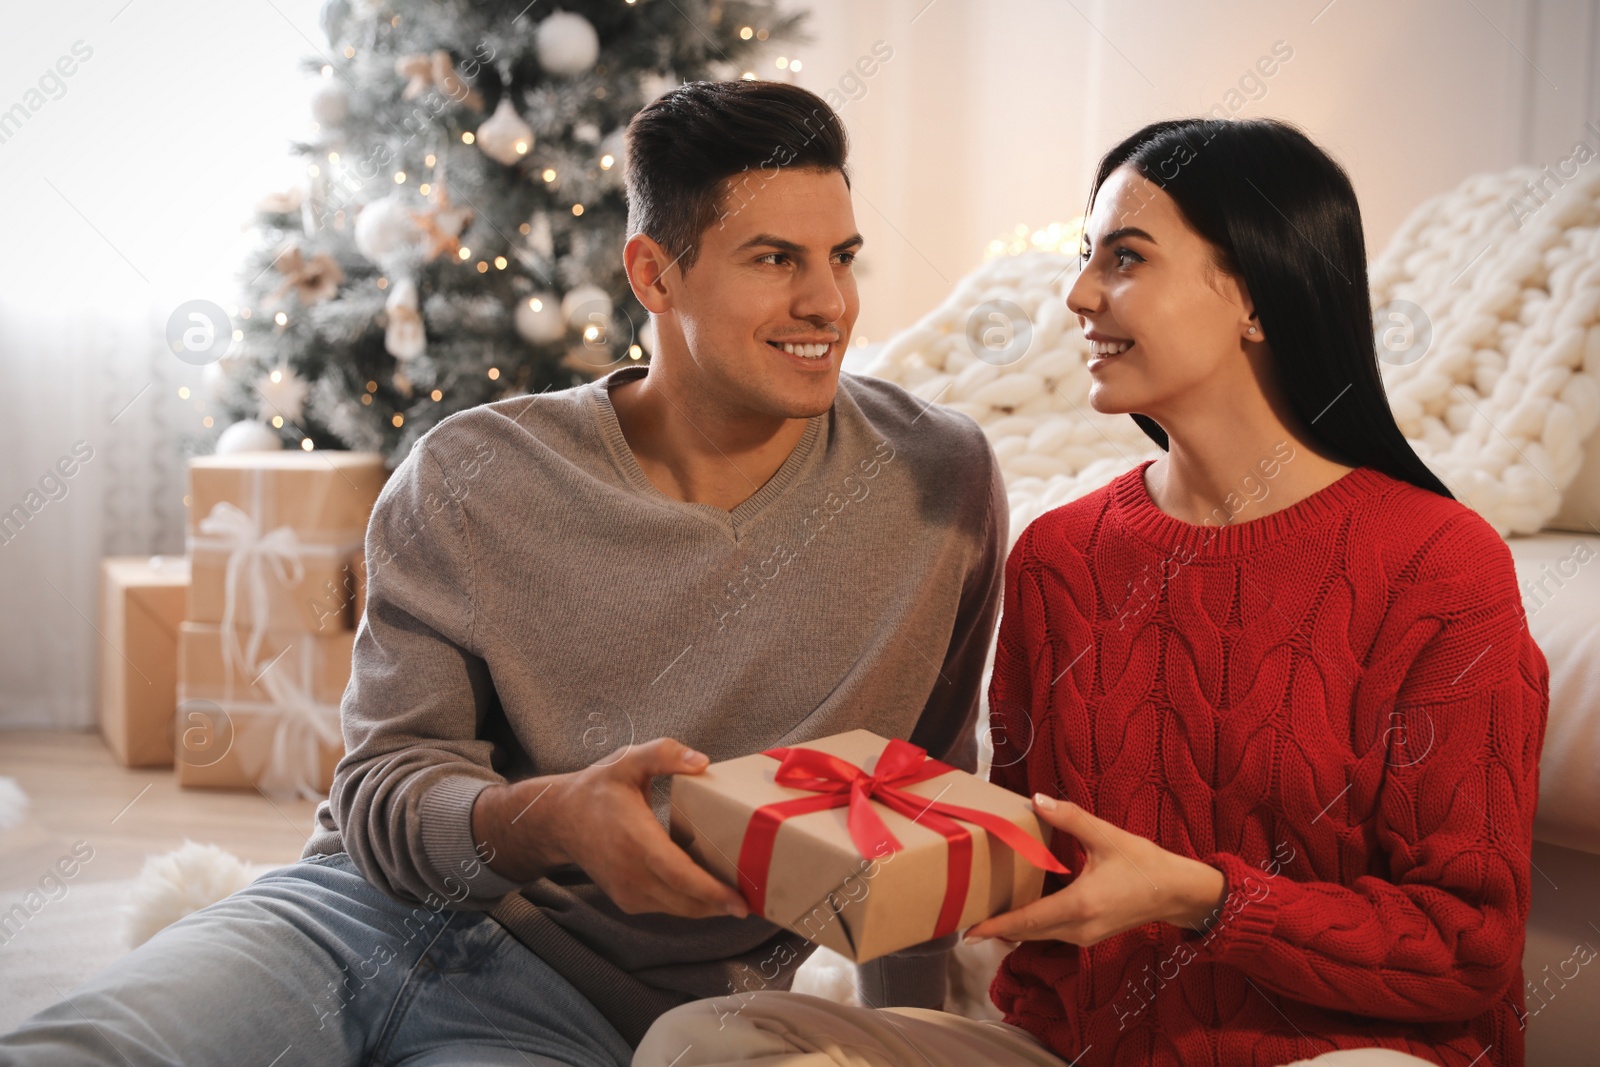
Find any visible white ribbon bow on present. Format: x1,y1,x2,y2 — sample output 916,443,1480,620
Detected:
253,653,343,800
197,501,306,679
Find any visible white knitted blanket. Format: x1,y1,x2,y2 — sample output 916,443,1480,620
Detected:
866,165,1600,541
1370,165,1600,534
865,251,1159,545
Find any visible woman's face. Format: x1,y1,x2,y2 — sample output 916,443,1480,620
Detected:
1066,164,1259,422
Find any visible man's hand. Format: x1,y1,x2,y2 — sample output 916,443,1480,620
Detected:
471,738,751,920
962,794,1226,947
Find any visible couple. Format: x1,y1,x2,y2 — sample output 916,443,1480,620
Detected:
4,80,1547,1067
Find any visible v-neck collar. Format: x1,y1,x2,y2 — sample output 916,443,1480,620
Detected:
588,364,827,538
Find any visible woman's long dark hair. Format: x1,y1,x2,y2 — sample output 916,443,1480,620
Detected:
1086,118,1453,499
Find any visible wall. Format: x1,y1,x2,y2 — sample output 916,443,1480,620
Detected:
790,0,1600,346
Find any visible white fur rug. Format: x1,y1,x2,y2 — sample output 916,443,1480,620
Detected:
0,877,139,1032
0,842,277,1031
122,840,273,948
866,163,1600,540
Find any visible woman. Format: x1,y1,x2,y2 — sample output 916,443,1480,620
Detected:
634,119,1549,1067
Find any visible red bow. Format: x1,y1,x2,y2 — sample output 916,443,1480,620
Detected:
736,738,1069,940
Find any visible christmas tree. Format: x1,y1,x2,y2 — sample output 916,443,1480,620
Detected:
214,0,804,464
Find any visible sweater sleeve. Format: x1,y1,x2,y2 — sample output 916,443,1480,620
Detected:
856,434,1010,1009
328,427,528,910
1189,517,1550,1023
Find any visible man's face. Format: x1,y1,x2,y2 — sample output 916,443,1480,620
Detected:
663,166,861,420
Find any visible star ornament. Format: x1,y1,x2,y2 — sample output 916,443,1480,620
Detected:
410,191,475,263
270,245,345,305
254,364,311,424
395,50,484,112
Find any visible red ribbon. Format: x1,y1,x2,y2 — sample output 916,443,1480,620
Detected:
735,738,1069,940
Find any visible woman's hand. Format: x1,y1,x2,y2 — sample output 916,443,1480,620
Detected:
963,794,1227,947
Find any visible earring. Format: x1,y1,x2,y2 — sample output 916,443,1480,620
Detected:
1248,326,1258,335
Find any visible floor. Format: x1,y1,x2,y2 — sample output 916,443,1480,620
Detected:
3,731,1598,1064
0,730,319,893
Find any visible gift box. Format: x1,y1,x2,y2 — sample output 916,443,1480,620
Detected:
174,621,352,797
99,556,190,767
669,729,1068,963
186,451,387,635
188,553,355,635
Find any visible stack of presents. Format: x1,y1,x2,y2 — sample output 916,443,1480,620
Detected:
98,451,387,799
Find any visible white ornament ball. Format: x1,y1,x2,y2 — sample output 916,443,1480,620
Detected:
561,284,612,328
354,194,424,264
215,420,284,455
515,292,566,344
311,81,349,127
476,97,534,167
535,12,600,77
639,72,678,103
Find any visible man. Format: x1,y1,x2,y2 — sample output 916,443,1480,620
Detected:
1,80,1005,1065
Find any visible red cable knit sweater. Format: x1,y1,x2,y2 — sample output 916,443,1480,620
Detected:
987,457,1550,1067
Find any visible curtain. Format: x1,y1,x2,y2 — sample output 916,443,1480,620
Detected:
0,292,189,728
0,0,322,728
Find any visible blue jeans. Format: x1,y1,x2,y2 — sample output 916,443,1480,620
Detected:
0,852,633,1066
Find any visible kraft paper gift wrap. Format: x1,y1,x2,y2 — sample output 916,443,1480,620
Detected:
174,621,353,797
99,555,190,767
186,451,386,635
668,729,1067,964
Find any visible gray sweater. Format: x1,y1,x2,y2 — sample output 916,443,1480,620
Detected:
304,363,1007,1046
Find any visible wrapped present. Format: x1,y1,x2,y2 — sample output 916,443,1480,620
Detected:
186,451,386,639
174,621,352,798
189,552,355,636
99,556,190,767
669,729,1069,963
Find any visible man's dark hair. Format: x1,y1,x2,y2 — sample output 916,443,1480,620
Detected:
624,80,850,273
